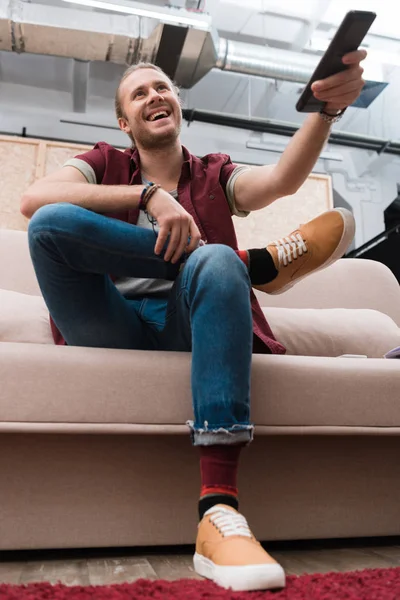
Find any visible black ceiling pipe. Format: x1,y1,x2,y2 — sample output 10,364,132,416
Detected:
31,113,400,157
182,109,400,156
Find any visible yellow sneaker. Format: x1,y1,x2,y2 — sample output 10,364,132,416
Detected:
194,504,285,592
255,208,355,295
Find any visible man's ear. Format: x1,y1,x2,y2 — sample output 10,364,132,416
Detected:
118,117,131,135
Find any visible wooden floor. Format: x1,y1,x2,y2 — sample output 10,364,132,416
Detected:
1,538,400,586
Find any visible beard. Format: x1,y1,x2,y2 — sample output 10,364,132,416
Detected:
132,119,182,151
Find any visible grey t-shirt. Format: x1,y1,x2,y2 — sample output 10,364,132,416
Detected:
116,178,180,298
63,157,250,298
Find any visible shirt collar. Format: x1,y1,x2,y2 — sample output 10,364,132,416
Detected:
126,144,192,176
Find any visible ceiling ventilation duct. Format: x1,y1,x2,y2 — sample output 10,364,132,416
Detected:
216,38,317,84
0,0,387,105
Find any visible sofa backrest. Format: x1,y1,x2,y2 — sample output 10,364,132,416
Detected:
255,258,400,326
1,229,400,326
0,229,41,296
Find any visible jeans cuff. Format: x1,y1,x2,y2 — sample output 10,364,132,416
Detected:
186,420,254,446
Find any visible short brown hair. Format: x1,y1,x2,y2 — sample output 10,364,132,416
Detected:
114,62,180,121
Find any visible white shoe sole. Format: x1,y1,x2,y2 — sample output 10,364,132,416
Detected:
193,552,286,592
267,207,356,295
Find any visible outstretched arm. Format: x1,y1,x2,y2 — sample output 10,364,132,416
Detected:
233,49,367,212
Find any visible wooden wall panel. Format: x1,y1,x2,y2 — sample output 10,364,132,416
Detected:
0,138,38,232
44,142,93,177
0,211,30,232
0,136,92,231
0,135,333,245
233,173,333,249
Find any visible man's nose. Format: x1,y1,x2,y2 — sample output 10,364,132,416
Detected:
148,88,164,102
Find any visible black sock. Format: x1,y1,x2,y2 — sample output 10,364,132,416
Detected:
198,494,239,521
247,248,278,285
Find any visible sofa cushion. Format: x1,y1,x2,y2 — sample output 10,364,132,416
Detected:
2,343,400,430
1,288,399,358
263,307,400,358
0,288,53,345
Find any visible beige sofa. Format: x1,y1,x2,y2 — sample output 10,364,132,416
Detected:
1,227,400,552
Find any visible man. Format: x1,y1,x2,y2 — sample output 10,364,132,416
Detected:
21,49,366,592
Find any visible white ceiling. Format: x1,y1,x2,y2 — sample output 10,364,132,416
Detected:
0,0,399,140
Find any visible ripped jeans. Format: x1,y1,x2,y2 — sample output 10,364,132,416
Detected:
28,203,254,446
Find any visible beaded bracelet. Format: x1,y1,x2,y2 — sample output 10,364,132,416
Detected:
139,181,154,210
143,183,161,209
139,182,161,211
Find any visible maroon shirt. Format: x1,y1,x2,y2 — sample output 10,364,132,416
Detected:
50,142,285,355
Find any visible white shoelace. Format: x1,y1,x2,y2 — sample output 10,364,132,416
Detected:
271,233,307,267
205,506,253,538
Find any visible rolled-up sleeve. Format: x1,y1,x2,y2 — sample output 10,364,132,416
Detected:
225,165,252,218
63,158,97,184
62,142,107,184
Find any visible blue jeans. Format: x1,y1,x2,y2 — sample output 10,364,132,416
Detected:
28,203,254,446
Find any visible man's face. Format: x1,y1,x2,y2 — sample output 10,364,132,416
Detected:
118,68,182,149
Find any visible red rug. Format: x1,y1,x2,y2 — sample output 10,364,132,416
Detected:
1,567,400,599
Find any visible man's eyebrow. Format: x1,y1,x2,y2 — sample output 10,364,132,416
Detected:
130,80,170,98
153,79,170,87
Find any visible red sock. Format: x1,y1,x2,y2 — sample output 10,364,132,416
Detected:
236,250,249,268
199,444,243,499
198,445,245,520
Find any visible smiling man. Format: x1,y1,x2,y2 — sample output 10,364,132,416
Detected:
21,50,366,592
